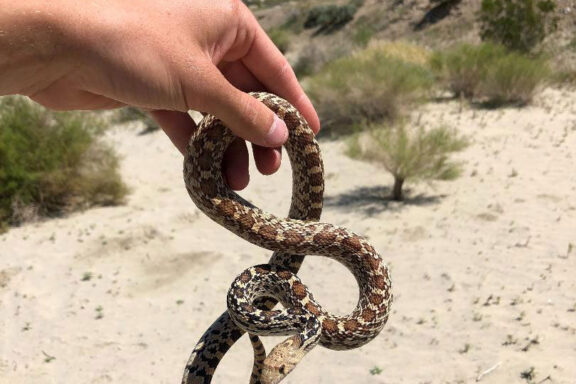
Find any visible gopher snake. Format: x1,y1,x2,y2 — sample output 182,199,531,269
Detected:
181,92,392,383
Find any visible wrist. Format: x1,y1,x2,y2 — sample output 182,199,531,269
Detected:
0,1,78,96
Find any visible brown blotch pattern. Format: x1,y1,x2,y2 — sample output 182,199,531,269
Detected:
291,281,307,299
240,271,251,283
344,319,360,332
305,302,321,316
313,231,336,246
362,308,376,323
343,236,362,252
369,293,383,306
282,230,305,247
277,270,292,279
374,275,387,290
322,318,338,333
258,224,278,240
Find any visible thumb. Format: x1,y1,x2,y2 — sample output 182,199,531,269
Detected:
200,71,288,148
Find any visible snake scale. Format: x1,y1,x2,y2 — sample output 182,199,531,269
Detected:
181,92,392,384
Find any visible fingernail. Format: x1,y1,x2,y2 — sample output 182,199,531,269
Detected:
266,115,288,147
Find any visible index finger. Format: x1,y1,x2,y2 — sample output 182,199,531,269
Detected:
242,23,320,134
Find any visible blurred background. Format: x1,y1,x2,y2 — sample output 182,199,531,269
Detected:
1,1,575,383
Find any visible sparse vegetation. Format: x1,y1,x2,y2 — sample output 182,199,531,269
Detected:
81,272,93,282
520,366,536,382
431,43,549,105
430,43,508,98
0,96,127,230
304,1,362,34
95,305,104,319
308,45,434,135
369,366,383,375
347,123,468,201
481,52,549,106
479,0,557,53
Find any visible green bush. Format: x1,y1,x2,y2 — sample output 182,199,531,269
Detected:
304,2,361,34
431,43,549,105
267,27,292,54
0,96,127,229
480,52,549,106
347,123,469,201
479,0,558,53
307,46,434,136
430,43,508,98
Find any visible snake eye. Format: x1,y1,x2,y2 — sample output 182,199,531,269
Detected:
279,365,286,375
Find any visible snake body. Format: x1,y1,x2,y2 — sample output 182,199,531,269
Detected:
182,92,392,383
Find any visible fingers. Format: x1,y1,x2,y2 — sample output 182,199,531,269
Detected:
252,144,281,175
198,67,288,149
241,26,321,134
150,109,251,191
223,138,250,190
219,61,265,93
149,110,197,155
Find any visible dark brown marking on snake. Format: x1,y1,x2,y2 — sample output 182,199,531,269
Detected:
281,229,305,247
343,236,362,252
240,271,251,283
305,302,321,316
369,293,383,306
364,254,381,270
344,319,360,332
200,182,217,198
374,275,387,290
277,270,292,279
291,281,307,300
258,224,278,240
322,318,338,333
313,232,336,246
238,212,256,230
198,150,213,170
255,266,270,275
362,308,376,323
216,199,236,217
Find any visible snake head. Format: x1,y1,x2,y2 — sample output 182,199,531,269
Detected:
259,336,308,384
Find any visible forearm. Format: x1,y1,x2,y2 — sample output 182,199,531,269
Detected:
0,1,75,96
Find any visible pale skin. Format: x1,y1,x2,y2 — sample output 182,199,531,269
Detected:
0,0,320,190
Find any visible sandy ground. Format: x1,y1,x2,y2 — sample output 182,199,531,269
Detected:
1,88,575,384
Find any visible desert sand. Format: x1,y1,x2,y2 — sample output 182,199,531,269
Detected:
1,88,575,384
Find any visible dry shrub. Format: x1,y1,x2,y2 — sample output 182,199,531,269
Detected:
347,122,469,201
431,43,549,105
307,43,434,136
366,40,432,66
480,52,549,106
0,96,128,228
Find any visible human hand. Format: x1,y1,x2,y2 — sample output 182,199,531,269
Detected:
0,0,320,190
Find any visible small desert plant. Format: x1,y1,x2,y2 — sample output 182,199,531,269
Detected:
430,42,508,98
479,0,558,53
347,123,469,201
480,52,549,106
307,46,434,135
0,96,127,228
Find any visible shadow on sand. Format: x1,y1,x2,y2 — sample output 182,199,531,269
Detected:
324,185,444,216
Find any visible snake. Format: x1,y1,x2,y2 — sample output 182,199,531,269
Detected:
181,92,392,384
